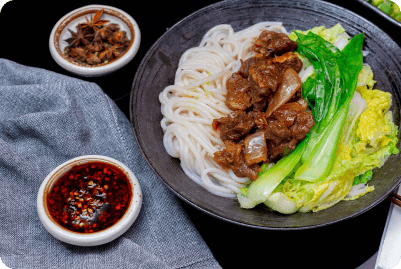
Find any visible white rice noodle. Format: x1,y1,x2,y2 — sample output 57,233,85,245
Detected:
159,22,288,197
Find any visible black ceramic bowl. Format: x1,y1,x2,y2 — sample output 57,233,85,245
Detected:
130,0,401,229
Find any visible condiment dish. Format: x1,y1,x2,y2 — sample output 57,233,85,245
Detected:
49,5,141,77
37,155,142,246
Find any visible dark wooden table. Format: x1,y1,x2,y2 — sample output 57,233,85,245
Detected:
1,0,400,268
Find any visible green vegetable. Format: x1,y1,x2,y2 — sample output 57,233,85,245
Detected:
353,170,373,185
288,26,325,42
320,23,348,45
295,30,364,181
288,23,348,45
264,192,299,214
237,138,308,208
270,86,397,213
297,72,398,211
367,0,401,20
338,34,365,101
294,102,349,181
372,0,384,6
357,65,376,88
295,31,342,124
378,2,394,14
392,2,400,15
296,32,364,166
342,91,367,145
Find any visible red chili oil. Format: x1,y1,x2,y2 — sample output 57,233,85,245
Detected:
47,162,132,233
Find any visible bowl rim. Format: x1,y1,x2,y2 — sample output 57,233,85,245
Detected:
37,155,143,246
129,0,401,230
49,4,141,77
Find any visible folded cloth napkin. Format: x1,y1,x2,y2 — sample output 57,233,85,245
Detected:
0,59,221,269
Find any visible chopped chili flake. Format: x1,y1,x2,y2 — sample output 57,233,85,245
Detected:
47,162,132,233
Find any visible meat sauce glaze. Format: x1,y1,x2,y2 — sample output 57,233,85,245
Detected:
212,30,315,180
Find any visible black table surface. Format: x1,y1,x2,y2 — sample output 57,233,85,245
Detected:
1,0,400,268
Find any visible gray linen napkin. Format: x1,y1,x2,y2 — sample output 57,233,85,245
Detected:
0,59,221,269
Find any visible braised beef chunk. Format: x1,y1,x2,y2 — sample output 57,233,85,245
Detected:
249,58,282,91
290,111,315,140
264,109,315,159
264,108,315,159
280,56,303,73
225,72,252,110
254,31,277,46
252,98,269,112
247,58,282,112
238,58,254,78
244,130,268,166
273,102,306,128
253,31,298,57
214,140,261,180
248,77,272,112
273,52,303,73
249,111,268,131
265,120,291,145
267,138,298,160
272,52,297,64
212,111,255,141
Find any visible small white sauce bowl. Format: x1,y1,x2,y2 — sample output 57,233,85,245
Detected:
37,155,142,246
49,5,141,77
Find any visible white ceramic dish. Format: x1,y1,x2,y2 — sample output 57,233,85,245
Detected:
49,5,141,77
37,155,142,246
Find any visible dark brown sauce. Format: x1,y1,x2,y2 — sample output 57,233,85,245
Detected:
47,162,132,233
